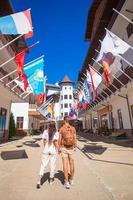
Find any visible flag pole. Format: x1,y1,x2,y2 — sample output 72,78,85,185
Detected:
118,54,133,68
0,41,40,70
24,54,44,68
40,101,54,113
19,91,26,97
113,8,133,24
83,71,110,98
89,63,116,94
23,92,32,99
94,49,125,87
0,34,23,51
0,69,17,81
11,84,18,91
6,76,19,86
39,97,53,109
41,100,54,111
105,28,133,50
5,54,44,86
82,71,107,102
92,57,120,91
93,56,133,83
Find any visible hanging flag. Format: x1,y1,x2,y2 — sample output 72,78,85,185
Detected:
78,88,83,103
88,69,97,99
15,79,31,92
86,70,93,101
21,73,28,91
101,52,115,85
45,103,54,119
24,58,45,95
82,102,89,110
96,30,130,62
37,76,47,104
89,67,102,89
0,9,33,38
83,80,90,102
15,51,26,78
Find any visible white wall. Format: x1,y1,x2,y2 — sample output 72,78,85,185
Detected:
0,83,23,131
110,83,133,130
54,102,61,120
11,103,29,130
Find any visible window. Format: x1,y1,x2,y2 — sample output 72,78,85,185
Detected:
65,87,67,90
64,112,68,116
109,112,114,130
17,117,24,129
61,95,63,100
61,113,63,117
69,87,71,90
126,20,133,38
117,109,123,129
61,104,63,108
0,107,7,137
69,103,71,108
69,95,72,99
64,103,68,108
131,105,133,120
64,95,67,99
29,95,35,104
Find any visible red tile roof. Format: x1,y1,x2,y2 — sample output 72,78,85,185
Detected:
61,75,72,83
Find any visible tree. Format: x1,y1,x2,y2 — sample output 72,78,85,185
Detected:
9,112,16,138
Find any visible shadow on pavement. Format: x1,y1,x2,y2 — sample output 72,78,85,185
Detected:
1,150,28,160
55,170,64,185
33,138,42,141
78,146,133,167
23,141,40,148
82,144,107,155
41,170,64,185
77,132,133,148
41,172,50,185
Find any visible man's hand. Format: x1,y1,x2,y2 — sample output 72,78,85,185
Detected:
58,149,61,154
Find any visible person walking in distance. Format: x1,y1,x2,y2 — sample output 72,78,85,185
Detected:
59,116,77,189
36,123,59,189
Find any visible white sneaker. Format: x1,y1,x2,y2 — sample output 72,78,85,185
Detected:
69,179,74,185
64,181,70,189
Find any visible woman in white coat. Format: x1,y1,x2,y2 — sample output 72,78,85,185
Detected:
36,123,59,188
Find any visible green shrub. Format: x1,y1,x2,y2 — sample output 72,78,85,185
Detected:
9,113,16,138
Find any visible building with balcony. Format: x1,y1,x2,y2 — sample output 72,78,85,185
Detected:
78,0,133,137
0,0,29,142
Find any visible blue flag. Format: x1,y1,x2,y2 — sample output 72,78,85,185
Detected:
24,58,45,95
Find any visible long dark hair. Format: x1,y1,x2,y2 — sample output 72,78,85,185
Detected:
48,123,56,141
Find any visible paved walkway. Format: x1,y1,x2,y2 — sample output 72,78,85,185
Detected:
0,133,133,200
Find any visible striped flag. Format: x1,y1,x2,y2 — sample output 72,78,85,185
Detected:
0,9,33,38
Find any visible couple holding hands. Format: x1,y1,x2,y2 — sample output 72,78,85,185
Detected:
36,116,77,189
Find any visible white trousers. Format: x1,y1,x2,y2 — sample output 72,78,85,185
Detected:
39,153,57,178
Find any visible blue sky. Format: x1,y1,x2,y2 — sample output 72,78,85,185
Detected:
11,0,92,84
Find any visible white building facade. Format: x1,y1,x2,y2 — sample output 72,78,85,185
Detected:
59,76,74,118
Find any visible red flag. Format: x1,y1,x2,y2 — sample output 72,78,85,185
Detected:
15,51,26,78
101,52,114,85
23,9,33,38
89,68,97,99
102,60,110,85
37,93,46,104
21,73,28,91
82,102,88,110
